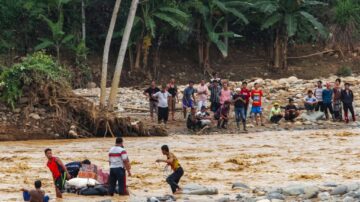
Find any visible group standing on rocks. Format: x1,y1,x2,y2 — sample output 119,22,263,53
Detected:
143,73,357,133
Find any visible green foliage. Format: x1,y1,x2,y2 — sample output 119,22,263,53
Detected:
335,0,360,27
0,52,70,108
336,66,352,76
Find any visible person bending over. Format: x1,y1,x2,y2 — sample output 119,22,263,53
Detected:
156,145,184,194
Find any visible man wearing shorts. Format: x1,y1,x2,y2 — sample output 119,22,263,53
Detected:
144,81,160,121
197,79,208,110
45,148,70,198
251,83,264,126
182,81,196,119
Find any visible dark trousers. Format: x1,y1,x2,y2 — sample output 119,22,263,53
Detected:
108,167,126,195
285,112,297,121
343,103,355,120
270,115,283,123
333,100,342,121
166,167,184,193
158,107,169,124
210,102,220,113
315,101,324,112
323,102,333,118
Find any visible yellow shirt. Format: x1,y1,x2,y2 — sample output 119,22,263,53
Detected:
168,152,180,171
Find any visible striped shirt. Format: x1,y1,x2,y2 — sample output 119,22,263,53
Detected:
109,146,128,169
209,85,221,103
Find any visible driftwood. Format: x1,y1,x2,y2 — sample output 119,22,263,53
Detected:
288,50,336,59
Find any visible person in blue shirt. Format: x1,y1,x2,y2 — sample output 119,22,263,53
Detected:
303,90,318,113
182,81,196,119
322,83,334,120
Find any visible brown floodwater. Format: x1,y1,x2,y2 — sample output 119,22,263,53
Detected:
1,129,360,201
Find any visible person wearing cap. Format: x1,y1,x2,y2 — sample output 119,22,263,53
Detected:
285,98,299,122
232,88,247,131
304,90,318,113
269,103,283,124
196,106,212,128
314,80,324,112
214,100,230,129
341,83,355,123
322,83,334,120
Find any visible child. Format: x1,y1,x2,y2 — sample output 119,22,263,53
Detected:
269,103,283,124
214,100,230,129
251,83,264,126
232,88,247,131
303,90,318,113
22,180,49,202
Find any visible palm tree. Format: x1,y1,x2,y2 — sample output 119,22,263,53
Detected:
100,0,122,108
256,0,327,70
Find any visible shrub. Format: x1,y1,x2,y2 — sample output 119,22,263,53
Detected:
336,66,352,76
0,52,70,108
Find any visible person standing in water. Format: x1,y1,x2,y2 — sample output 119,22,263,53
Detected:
156,145,184,194
44,148,70,198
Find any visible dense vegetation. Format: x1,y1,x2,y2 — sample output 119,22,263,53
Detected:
1,0,360,80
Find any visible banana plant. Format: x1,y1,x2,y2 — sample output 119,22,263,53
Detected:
34,0,74,62
256,0,327,69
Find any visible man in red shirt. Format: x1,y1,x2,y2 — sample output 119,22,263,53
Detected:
251,83,264,126
45,148,71,198
240,81,251,116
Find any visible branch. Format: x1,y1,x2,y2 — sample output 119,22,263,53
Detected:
288,50,336,59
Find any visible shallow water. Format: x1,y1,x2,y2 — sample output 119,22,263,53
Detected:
1,129,360,201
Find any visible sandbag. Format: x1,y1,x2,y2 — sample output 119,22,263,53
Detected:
300,111,324,122
79,185,108,196
182,183,218,195
66,178,100,189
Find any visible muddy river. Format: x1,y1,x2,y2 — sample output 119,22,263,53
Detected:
1,129,360,201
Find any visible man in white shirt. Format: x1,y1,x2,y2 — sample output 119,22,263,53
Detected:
196,106,212,127
108,137,131,196
314,80,324,112
197,79,209,110
153,84,172,125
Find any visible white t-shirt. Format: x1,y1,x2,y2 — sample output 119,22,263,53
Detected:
197,85,208,101
314,87,323,101
109,146,128,169
153,91,171,108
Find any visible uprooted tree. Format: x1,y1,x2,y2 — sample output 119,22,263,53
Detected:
0,52,167,139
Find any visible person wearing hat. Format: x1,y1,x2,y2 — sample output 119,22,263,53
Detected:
285,98,299,122
232,88,247,131
196,106,212,128
269,102,283,124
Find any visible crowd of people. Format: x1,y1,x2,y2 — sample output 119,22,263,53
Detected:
143,73,356,132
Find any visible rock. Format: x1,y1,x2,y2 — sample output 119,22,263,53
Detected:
13,108,21,113
323,182,338,187
29,113,41,120
147,195,176,202
300,111,325,122
182,183,218,195
303,185,319,199
318,192,330,201
86,82,97,89
346,183,359,192
343,196,356,202
331,185,348,195
256,200,270,202
217,197,230,202
232,182,250,190
270,200,284,202
266,192,285,200
19,97,29,104
282,185,305,196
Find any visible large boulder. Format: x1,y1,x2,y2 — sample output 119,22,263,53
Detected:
300,111,325,122
182,183,218,195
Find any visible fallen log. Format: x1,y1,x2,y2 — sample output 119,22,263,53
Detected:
288,50,336,59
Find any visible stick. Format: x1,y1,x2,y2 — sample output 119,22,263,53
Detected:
287,50,336,59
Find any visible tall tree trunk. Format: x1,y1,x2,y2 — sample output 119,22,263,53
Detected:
134,40,142,69
142,35,151,70
152,35,163,80
203,41,211,74
223,17,228,58
282,34,288,70
197,20,203,69
274,28,281,69
56,44,60,63
108,0,139,110
100,0,122,108
81,0,86,44
128,47,134,71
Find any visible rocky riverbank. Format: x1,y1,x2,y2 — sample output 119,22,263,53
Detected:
74,74,360,135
